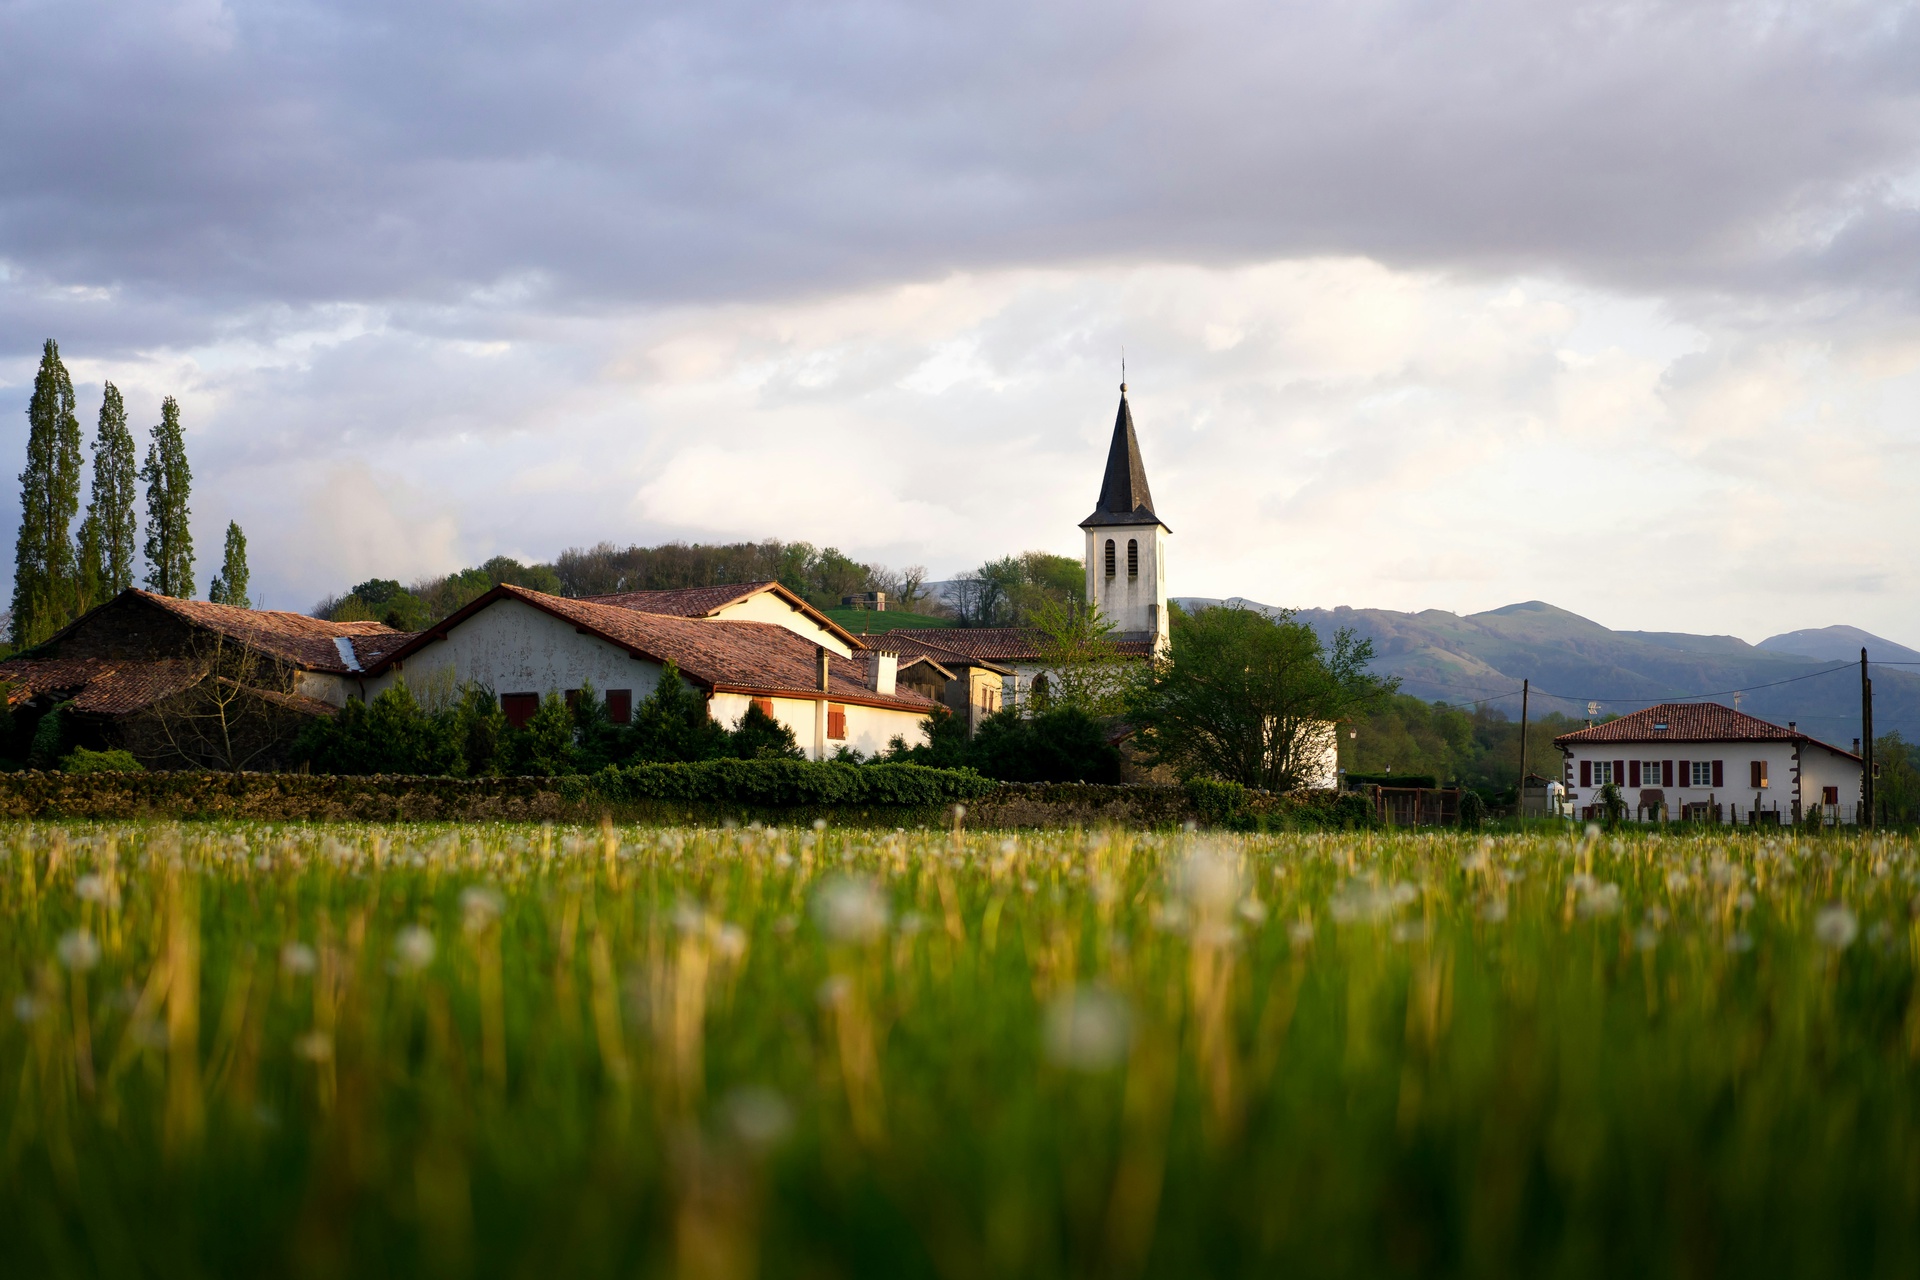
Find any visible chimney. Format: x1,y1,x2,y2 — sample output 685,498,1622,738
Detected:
1854,738,1861,754
871,650,898,697
817,645,830,693
1788,721,1796,733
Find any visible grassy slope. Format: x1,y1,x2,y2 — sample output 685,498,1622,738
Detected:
821,607,955,634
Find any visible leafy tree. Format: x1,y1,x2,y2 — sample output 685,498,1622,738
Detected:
294,682,460,775
730,701,803,759
569,678,634,772
944,550,1083,627
965,706,1121,783
81,381,138,601
11,340,84,646
511,692,579,775
207,521,250,608
140,396,193,598
451,683,511,775
1029,597,1135,716
1130,604,1396,790
884,704,969,769
630,662,730,762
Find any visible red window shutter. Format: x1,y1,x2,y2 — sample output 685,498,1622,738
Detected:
501,693,539,728
752,698,774,718
1614,760,1625,787
564,689,579,711
1749,761,1760,788
1678,760,1689,787
1580,760,1592,787
1712,759,1724,788
1663,760,1673,787
606,689,632,725
1629,760,1641,788
828,705,847,740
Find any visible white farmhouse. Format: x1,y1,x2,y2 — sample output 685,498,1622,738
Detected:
357,582,937,759
1555,702,1864,825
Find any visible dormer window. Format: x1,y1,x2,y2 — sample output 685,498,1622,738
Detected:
1653,723,1668,732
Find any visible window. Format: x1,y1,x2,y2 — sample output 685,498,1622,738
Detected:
1127,539,1139,578
1104,540,1116,578
1641,761,1662,788
501,692,539,728
1749,759,1768,789
827,704,848,740
1822,785,1840,806
606,689,632,725
1690,761,1716,787
1590,760,1614,786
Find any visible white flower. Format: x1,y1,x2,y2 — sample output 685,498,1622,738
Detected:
1178,847,1240,915
74,873,117,905
56,929,100,972
1577,883,1621,918
1480,899,1509,923
280,942,317,975
1236,898,1269,925
1813,904,1858,950
812,876,889,944
714,923,748,961
392,925,437,973
294,1031,334,1061
723,1086,794,1149
816,975,852,1008
460,886,504,934
1633,927,1661,952
1043,987,1132,1073
1287,919,1316,948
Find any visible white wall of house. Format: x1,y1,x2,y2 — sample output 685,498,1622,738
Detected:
707,594,854,658
1298,722,1339,790
1560,739,1861,824
295,670,352,707
709,691,929,760
365,597,667,705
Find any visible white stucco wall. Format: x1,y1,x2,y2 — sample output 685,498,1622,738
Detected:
364,597,668,705
295,670,352,707
1800,742,1865,822
708,594,853,658
1298,721,1339,790
708,691,929,760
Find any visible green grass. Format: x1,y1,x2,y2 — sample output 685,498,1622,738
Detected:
822,607,955,633
3,820,1919,1277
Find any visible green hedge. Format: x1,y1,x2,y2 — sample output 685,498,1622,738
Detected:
583,759,998,806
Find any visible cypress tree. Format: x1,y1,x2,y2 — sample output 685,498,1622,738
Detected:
140,396,193,598
10,339,84,646
207,521,250,608
80,381,138,599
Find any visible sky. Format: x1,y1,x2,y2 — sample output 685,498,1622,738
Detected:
3,0,1919,642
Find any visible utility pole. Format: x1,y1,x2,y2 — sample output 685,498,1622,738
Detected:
1862,646,1875,828
1519,679,1530,815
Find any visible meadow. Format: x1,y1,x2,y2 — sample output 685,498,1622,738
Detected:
2,818,1918,1279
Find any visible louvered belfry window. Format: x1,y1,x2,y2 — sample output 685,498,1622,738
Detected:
1104,540,1116,577
1127,539,1139,578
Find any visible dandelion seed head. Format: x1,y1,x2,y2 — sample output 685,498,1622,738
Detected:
813,876,889,944
280,942,317,975
392,925,436,972
724,1086,794,1149
1814,904,1858,950
1043,987,1132,1073
56,929,100,971
460,886,504,934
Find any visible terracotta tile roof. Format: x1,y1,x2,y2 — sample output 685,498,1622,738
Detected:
888,626,1156,664
376,585,938,715
875,632,1013,675
894,653,957,683
133,592,408,673
581,580,864,650
0,656,207,714
1554,701,1861,760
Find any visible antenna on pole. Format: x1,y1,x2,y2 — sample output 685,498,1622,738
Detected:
1120,347,1127,391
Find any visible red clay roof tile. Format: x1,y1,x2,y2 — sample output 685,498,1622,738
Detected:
1554,701,1860,760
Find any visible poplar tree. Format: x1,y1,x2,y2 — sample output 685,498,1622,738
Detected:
207,521,250,608
10,340,84,646
78,381,138,601
141,396,194,598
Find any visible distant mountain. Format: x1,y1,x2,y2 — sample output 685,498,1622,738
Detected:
1172,597,1920,747
1756,625,1920,665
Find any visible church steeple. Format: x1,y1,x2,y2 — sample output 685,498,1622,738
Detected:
1079,382,1170,650
1081,384,1169,530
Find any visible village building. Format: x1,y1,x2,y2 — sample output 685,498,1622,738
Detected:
1556,702,1865,824
359,584,936,760
0,590,409,769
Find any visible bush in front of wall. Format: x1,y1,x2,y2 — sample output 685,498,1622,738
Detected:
60,747,144,774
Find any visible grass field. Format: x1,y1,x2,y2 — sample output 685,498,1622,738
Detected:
819,607,955,634
4,819,1919,1278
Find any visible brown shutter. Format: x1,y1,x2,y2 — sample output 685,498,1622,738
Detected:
1629,760,1641,788
1580,760,1591,787
1614,760,1626,787
752,698,774,718
606,689,632,725
1678,760,1689,788
828,705,847,740
1749,760,1760,788
1663,760,1673,787
501,692,539,728
1712,759,1724,788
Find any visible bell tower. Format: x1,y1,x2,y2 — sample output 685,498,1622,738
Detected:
1080,384,1170,651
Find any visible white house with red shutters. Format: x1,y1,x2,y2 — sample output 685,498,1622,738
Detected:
1555,702,1864,825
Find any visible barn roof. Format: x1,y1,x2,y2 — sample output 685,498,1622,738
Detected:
580,580,863,650
1554,702,1861,761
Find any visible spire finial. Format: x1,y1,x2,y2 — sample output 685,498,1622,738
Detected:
1120,348,1126,393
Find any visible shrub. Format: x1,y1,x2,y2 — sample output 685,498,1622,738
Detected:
1459,789,1487,830
60,747,144,774
729,701,804,760
965,707,1121,784
593,758,995,807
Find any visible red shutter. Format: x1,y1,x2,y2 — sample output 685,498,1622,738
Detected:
606,689,632,725
752,698,774,718
828,705,847,740
1629,760,1641,788
1712,759,1724,788
1663,760,1673,787
1614,760,1626,788
1678,760,1689,788
1749,760,1760,788
501,693,539,728
1580,760,1592,787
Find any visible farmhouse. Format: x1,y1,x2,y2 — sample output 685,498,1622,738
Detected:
1556,702,1864,824
359,584,937,760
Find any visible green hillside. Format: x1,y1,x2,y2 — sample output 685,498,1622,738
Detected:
822,608,954,635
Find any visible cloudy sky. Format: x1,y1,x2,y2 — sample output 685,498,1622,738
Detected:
3,0,1919,640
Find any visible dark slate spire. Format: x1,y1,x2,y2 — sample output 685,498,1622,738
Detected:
1081,383,1168,529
